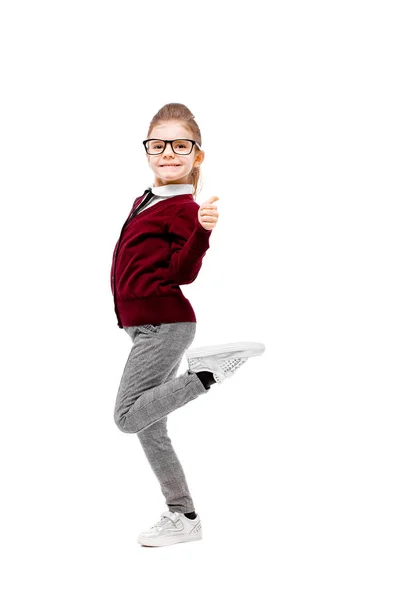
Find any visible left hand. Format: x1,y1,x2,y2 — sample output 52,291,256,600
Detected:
198,196,219,230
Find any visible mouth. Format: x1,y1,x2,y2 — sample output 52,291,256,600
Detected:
160,164,182,168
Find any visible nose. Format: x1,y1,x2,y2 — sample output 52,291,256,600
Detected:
161,141,175,157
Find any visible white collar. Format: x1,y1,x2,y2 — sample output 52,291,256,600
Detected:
151,183,194,197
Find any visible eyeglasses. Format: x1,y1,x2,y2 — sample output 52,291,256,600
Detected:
143,138,201,155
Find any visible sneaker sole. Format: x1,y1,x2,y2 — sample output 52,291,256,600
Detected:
186,341,265,359
138,533,202,547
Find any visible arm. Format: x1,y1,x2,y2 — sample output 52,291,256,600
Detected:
167,202,212,285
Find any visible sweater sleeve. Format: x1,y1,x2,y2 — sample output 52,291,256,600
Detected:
167,202,212,285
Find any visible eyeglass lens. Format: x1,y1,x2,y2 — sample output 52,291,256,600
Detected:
146,139,194,155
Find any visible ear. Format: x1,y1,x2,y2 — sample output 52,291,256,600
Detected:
193,150,205,168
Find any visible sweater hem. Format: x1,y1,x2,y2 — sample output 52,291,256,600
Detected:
116,294,196,328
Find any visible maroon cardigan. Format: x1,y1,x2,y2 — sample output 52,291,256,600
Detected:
110,191,212,328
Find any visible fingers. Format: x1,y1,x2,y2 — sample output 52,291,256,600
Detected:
201,196,219,209
201,197,219,213
200,212,218,223
199,196,220,230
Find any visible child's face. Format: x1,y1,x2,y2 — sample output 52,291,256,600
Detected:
146,120,204,187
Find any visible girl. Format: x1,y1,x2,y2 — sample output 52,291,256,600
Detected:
111,103,265,547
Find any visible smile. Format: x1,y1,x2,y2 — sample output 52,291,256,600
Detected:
160,164,181,167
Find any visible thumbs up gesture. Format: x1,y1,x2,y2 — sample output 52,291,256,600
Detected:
198,196,219,231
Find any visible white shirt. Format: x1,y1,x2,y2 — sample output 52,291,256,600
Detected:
135,183,194,214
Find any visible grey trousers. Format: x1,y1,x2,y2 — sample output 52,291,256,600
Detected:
114,321,209,514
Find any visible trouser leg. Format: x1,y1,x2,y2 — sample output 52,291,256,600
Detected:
114,322,208,434
136,415,196,513
114,322,207,513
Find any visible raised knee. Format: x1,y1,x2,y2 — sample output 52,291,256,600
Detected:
114,414,138,434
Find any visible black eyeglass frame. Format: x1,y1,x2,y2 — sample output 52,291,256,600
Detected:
142,138,202,155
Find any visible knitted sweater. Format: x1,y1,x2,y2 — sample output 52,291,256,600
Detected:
110,185,212,328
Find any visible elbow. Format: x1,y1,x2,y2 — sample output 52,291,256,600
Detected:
168,268,199,285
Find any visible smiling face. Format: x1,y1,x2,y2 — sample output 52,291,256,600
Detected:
146,120,204,186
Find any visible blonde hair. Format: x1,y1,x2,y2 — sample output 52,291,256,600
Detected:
147,103,203,198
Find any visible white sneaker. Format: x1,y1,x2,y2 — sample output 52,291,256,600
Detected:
137,510,202,547
186,341,265,384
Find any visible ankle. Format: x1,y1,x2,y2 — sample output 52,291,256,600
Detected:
190,370,216,390
184,511,197,520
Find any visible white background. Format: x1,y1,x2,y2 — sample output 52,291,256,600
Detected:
1,1,399,598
